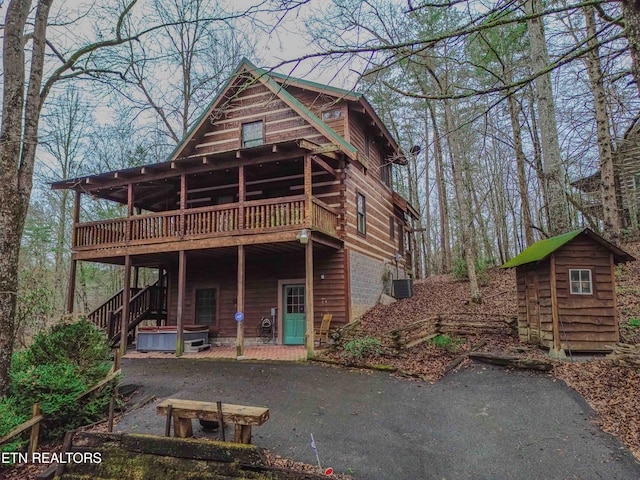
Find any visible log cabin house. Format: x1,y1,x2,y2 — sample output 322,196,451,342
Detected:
571,120,640,229
502,228,634,353
52,59,418,357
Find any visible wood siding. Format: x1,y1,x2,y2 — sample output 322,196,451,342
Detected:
343,163,402,264
193,83,329,158
166,248,346,339
553,238,618,350
516,235,619,352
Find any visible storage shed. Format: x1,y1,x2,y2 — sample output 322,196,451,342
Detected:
502,228,635,353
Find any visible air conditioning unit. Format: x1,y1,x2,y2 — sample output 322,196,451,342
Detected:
393,279,413,299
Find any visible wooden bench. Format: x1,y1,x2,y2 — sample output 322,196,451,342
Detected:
156,398,269,444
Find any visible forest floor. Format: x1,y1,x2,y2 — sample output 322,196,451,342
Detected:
318,240,640,461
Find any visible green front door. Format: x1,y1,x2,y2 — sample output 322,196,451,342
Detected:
283,284,305,345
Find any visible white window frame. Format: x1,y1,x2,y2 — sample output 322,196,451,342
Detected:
569,269,593,295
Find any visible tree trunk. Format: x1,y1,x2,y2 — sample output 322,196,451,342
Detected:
621,0,640,98
505,71,535,247
526,0,570,235
443,99,482,303
0,0,52,396
422,113,432,276
428,101,452,273
584,6,621,240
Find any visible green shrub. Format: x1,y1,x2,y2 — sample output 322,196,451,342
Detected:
28,319,111,383
430,334,464,353
623,317,640,330
7,320,116,440
10,362,88,439
342,337,382,361
0,396,27,457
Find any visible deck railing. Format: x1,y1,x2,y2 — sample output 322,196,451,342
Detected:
74,195,338,249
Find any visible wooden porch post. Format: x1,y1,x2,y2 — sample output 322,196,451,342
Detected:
238,165,245,230
180,173,187,237
304,154,312,227
157,266,165,326
66,190,81,314
120,255,132,357
236,245,245,359
305,239,315,357
176,251,186,357
126,183,134,241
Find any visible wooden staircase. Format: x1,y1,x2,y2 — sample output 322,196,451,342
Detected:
88,280,167,347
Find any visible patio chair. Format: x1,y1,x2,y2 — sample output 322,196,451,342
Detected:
314,313,333,347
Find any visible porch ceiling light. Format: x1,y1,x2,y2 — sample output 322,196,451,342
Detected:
298,228,309,245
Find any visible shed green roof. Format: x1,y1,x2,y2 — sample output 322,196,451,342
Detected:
501,228,635,268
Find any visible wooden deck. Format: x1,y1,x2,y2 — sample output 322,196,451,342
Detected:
73,195,338,251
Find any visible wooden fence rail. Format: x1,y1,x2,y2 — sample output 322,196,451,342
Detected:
0,403,42,454
0,368,121,456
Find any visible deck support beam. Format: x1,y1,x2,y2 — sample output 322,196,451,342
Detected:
305,239,314,357
238,165,245,229
66,191,81,313
236,245,245,359
120,255,132,357
304,154,312,228
176,250,186,356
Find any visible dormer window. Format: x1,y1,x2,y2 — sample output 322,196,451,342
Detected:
321,109,342,121
241,120,264,148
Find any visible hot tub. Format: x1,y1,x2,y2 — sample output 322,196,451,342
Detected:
137,325,209,352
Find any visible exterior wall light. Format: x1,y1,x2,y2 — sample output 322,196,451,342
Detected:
298,228,309,244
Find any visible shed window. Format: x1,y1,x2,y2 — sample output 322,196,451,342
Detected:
357,193,366,235
195,288,217,325
569,269,592,295
241,121,263,148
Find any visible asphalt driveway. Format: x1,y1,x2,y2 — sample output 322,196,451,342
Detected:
117,358,640,480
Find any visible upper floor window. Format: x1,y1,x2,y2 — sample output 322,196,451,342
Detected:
357,193,366,235
381,163,392,187
321,109,342,122
241,120,263,148
569,269,592,295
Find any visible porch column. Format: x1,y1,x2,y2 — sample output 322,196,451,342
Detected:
176,250,186,357
157,266,166,327
126,183,134,241
238,165,245,230
120,255,132,357
305,238,315,357
236,244,245,359
180,173,187,237
304,154,312,228
66,190,81,314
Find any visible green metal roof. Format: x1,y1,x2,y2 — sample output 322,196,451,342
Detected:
501,228,589,268
501,228,635,268
267,69,364,100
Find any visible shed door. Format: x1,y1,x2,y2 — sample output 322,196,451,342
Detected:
283,284,305,345
525,270,541,342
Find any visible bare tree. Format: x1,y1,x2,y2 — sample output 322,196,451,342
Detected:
0,0,301,397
